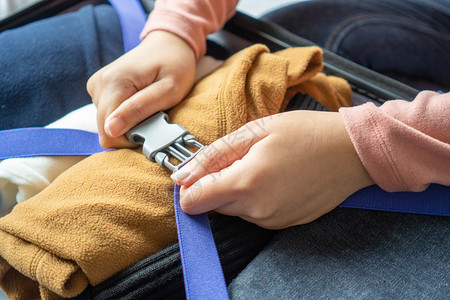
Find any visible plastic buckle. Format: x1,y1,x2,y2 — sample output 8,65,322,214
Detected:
126,112,203,172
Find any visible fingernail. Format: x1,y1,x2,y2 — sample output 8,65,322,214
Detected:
105,116,125,137
171,170,191,184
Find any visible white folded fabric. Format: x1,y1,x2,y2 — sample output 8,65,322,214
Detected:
0,0,37,19
0,104,98,217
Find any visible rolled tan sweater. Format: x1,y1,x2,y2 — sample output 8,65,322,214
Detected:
0,44,351,299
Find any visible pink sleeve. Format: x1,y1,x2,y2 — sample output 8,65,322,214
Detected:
140,0,239,59
339,91,450,192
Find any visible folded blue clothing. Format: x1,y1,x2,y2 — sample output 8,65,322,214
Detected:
0,4,123,130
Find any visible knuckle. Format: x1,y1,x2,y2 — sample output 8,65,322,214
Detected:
99,135,114,149
100,68,136,95
86,76,96,96
99,67,119,83
234,192,272,221
163,77,177,89
247,205,274,223
87,70,104,100
89,67,133,98
160,77,183,98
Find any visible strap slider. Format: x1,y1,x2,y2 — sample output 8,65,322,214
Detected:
126,112,203,172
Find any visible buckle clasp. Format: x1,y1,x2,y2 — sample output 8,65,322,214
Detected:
126,112,203,172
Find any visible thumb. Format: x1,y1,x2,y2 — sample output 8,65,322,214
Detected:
178,163,241,215
171,120,268,187
104,79,181,139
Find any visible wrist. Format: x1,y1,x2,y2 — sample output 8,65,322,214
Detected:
334,112,375,191
142,30,197,60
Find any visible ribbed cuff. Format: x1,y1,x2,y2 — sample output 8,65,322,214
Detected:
140,9,205,59
339,104,406,192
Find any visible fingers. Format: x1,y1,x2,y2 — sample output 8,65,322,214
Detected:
87,30,197,149
89,64,194,149
104,78,183,135
88,69,143,148
171,120,269,187
172,118,274,217
178,159,246,215
177,141,272,225
177,135,284,227
92,74,189,148
173,111,376,230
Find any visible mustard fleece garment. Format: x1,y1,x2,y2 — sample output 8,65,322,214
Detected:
0,44,351,299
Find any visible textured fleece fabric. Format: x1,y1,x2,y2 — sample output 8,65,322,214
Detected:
0,45,351,299
0,56,223,217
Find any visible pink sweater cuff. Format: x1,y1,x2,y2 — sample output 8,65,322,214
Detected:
140,0,238,59
140,9,206,59
339,91,450,192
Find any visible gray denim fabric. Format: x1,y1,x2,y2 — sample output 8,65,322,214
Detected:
229,208,450,299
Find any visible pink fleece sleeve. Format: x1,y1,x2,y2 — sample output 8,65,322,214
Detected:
339,91,450,192
140,0,239,59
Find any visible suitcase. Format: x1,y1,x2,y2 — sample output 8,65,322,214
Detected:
0,1,446,299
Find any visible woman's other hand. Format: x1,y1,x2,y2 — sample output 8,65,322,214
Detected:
172,111,374,229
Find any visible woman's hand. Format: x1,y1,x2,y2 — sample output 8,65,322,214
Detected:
172,110,374,229
87,30,196,148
